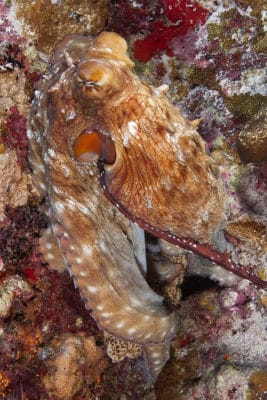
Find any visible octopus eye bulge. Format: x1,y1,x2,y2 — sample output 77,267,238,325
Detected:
76,59,123,101
73,131,116,164
78,61,114,89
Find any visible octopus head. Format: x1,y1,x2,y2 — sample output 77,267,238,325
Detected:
74,32,133,105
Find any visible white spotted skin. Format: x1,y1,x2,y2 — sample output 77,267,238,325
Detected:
144,342,171,380
27,33,178,382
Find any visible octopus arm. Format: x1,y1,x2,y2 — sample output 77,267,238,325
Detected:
144,342,171,381
46,192,177,345
39,225,68,273
27,111,48,199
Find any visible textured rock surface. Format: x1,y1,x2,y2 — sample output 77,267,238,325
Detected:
0,150,28,219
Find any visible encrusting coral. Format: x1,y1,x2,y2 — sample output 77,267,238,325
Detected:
237,105,267,164
12,0,110,54
42,332,108,400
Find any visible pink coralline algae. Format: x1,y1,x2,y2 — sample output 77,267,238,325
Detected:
238,164,267,216
0,2,24,44
179,87,243,145
202,8,266,84
218,287,248,310
155,282,267,399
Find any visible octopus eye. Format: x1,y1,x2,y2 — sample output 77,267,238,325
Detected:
73,131,116,164
76,60,121,100
78,61,108,85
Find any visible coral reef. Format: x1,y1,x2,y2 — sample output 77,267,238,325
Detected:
0,0,266,398
155,283,267,399
0,204,104,397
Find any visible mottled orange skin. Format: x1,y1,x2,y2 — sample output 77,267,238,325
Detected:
28,33,181,382
28,32,267,385
69,33,227,244
100,85,226,243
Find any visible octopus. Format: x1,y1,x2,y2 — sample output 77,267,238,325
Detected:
27,32,267,382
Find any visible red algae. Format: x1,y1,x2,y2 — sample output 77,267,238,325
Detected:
134,0,209,62
134,21,182,62
109,0,209,62
1,107,28,171
0,2,25,45
23,267,38,282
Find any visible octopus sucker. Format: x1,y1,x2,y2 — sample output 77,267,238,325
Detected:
28,32,266,384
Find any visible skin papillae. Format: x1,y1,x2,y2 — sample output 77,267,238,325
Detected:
27,32,266,383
